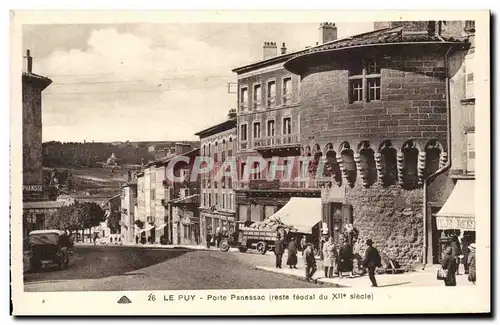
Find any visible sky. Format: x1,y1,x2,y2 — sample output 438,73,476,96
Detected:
22,22,374,143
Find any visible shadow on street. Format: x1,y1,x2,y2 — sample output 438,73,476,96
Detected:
23,245,192,283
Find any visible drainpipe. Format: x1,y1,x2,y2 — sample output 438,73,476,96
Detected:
422,44,454,269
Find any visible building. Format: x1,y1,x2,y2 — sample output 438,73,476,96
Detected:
231,24,339,240
120,172,138,243
22,49,63,238
195,109,237,244
427,20,476,264
154,142,196,160
134,147,201,245
280,20,471,266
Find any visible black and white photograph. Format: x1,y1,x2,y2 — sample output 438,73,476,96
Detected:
10,10,490,316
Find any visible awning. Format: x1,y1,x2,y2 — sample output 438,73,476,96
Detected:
435,180,475,230
269,197,322,234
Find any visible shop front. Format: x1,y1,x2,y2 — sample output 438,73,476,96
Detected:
200,209,236,246
434,179,475,262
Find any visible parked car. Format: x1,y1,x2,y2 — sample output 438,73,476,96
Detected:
27,230,72,272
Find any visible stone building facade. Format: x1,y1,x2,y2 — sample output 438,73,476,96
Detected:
120,176,137,243
283,21,471,266
195,110,237,244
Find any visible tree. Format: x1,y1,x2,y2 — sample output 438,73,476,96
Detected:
107,210,121,234
45,205,80,233
78,202,106,230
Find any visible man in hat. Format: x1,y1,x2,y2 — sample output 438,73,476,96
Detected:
303,241,317,282
467,243,476,285
363,239,382,287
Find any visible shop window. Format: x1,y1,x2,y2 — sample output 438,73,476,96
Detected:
348,59,382,104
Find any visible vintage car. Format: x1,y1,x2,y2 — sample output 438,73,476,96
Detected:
27,230,72,271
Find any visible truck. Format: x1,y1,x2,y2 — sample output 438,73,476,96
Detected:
218,221,298,255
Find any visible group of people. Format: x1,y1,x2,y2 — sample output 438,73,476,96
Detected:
440,234,476,287
273,233,383,286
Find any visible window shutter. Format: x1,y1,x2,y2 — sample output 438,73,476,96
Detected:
465,53,475,99
466,132,475,174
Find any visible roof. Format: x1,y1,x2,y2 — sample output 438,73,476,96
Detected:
22,72,52,90
285,27,467,73
194,118,237,138
29,229,64,236
171,194,200,205
150,148,200,167
23,200,65,210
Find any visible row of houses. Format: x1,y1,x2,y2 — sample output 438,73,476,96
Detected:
121,20,477,266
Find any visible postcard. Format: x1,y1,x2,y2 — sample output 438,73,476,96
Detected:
10,9,491,315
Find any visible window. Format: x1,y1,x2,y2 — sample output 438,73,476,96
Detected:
240,124,248,141
466,131,475,174
203,193,207,207
253,84,262,110
228,176,232,189
253,162,261,180
348,59,382,103
464,20,475,33
222,193,226,209
180,169,188,182
208,193,212,207
253,122,261,139
465,53,475,99
229,193,233,210
267,80,276,108
282,77,292,105
283,117,292,135
267,120,275,137
241,162,246,180
151,189,155,199
240,87,248,111
228,138,233,157
203,145,206,156
215,193,219,207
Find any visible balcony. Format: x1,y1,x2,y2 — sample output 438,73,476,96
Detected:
267,96,276,109
253,100,261,111
253,133,300,150
240,102,248,112
282,93,292,106
238,179,322,191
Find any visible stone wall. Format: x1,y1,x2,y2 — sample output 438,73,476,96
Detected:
22,82,43,186
345,182,424,266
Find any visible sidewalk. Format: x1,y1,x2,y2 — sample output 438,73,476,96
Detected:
74,242,240,252
255,265,474,288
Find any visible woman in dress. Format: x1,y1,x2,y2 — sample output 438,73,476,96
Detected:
338,237,355,278
441,246,457,286
467,243,476,285
322,236,338,278
286,237,298,269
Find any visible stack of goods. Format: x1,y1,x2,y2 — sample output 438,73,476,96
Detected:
241,215,297,232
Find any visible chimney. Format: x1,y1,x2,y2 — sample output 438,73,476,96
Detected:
227,108,237,120
319,22,337,44
263,42,277,60
23,49,33,73
280,42,287,55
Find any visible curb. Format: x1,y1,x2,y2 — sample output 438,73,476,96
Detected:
254,266,348,287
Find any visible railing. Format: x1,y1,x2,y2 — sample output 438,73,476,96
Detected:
253,133,300,149
240,141,249,150
237,178,320,190
282,93,292,105
240,103,248,112
253,100,261,110
267,96,276,108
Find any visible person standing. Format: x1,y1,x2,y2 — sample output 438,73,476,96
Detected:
363,239,382,287
206,231,212,249
286,237,298,269
274,234,285,269
441,246,457,286
338,237,355,278
135,235,139,245
322,236,337,278
467,243,476,285
303,242,317,282
93,233,98,246
450,234,462,275
215,227,222,248
300,236,307,256
461,234,471,274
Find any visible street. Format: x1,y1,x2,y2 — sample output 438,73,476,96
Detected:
24,245,329,292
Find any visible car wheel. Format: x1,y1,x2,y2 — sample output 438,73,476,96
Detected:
219,238,230,252
256,241,268,255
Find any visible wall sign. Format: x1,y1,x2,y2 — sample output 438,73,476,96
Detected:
23,184,43,192
436,216,475,231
